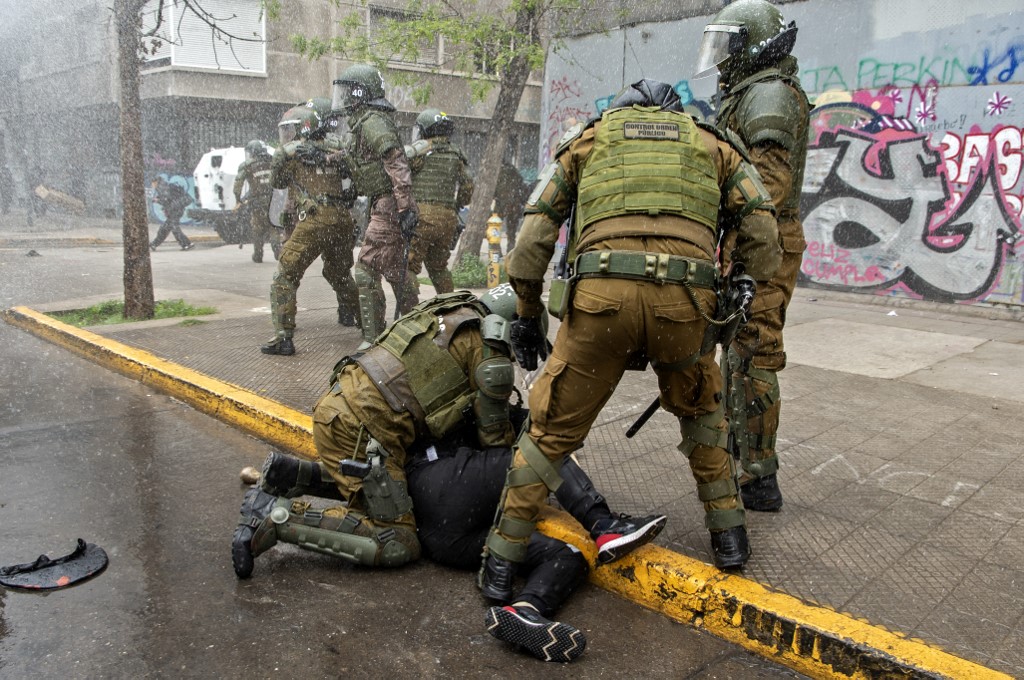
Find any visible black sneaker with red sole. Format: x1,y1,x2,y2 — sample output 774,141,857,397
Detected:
591,513,667,565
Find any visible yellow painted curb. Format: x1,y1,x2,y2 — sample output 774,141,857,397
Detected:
4,304,1010,680
537,511,1009,680
1,306,315,459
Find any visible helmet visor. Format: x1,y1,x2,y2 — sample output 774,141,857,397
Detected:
694,25,743,78
278,120,300,145
331,81,364,113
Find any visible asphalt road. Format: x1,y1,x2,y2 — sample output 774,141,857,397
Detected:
0,241,802,678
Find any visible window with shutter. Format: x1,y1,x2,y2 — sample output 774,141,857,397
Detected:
369,5,439,66
140,0,265,74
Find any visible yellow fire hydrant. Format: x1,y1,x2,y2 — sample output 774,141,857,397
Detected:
486,208,505,288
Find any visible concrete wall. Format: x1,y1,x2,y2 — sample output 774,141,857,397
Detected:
540,0,1024,309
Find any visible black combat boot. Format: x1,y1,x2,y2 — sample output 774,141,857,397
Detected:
260,336,295,356
590,513,667,565
478,553,516,602
231,487,280,579
710,525,750,570
259,451,343,500
338,307,359,327
485,604,586,662
741,473,784,512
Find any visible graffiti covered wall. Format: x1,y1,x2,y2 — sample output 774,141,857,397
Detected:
540,0,1024,308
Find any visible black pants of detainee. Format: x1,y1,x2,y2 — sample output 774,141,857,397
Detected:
407,446,609,617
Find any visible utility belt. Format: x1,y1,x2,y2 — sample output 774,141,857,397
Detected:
297,193,356,221
548,250,718,319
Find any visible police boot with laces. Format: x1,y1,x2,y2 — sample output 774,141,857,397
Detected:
590,513,667,565
741,473,784,512
478,553,516,602
260,336,295,356
485,603,586,662
231,487,281,579
710,525,750,570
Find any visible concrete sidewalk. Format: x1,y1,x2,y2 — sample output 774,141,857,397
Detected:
4,221,1023,677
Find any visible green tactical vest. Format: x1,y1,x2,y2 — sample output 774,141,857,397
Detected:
282,137,349,210
347,109,400,204
354,292,489,438
411,139,467,209
716,58,809,216
577,106,720,235
238,157,274,202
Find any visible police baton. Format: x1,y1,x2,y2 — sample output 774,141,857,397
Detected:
625,396,661,438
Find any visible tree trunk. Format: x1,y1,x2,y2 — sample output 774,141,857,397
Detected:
116,0,155,319
454,9,537,266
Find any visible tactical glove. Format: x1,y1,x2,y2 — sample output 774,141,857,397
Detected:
398,209,419,241
510,315,548,371
295,144,328,167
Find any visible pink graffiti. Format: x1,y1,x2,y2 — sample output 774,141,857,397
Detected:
542,76,593,161
939,126,1024,192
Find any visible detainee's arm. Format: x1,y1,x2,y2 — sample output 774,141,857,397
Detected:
505,130,590,318
713,140,782,282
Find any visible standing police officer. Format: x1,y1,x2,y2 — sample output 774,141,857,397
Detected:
695,0,811,511
260,98,361,356
331,64,419,348
233,140,282,263
405,108,474,296
478,80,782,598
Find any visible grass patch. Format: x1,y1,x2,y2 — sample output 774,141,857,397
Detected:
52,299,217,327
451,254,505,288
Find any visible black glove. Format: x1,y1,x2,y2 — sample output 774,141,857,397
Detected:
510,315,548,371
398,209,418,241
294,144,328,167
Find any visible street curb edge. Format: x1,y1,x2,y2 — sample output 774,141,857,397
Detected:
3,304,1010,680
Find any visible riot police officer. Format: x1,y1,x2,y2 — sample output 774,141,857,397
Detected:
233,139,281,263
260,98,361,356
695,0,811,511
331,64,419,348
478,80,782,599
405,108,474,295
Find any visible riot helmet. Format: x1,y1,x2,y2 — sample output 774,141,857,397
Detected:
607,79,684,112
244,140,269,161
332,64,393,115
277,98,330,144
413,108,454,141
478,283,518,322
694,0,797,83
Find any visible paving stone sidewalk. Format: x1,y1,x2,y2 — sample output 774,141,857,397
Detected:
82,280,1024,677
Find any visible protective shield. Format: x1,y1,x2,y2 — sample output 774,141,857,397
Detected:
0,539,108,591
694,25,744,78
269,188,290,228
279,121,300,145
331,80,363,114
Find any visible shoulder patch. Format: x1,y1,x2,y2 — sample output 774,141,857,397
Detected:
554,122,584,157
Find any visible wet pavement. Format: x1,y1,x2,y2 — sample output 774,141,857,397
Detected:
3,212,1024,676
0,214,803,678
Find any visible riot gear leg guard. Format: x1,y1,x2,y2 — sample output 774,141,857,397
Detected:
259,451,343,500
354,262,386,348
678,406,749,569
480,429,563,600
231,488,419,578
723,347,783,511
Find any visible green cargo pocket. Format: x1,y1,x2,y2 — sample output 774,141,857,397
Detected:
312,395,343,425
780,233,806,254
